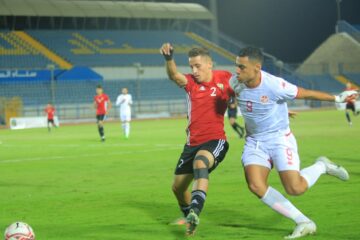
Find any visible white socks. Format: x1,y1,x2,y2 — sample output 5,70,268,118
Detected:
300,161,326,188
125,122,130,138
122,122,130,138
261,186,311,224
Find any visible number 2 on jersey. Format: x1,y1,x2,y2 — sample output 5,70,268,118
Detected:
210,87,217,97
246,101,253,112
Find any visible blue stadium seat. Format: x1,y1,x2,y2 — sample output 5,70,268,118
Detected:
344,73,360,86
299,75,344,93
27,30,233,67
0,31,53,69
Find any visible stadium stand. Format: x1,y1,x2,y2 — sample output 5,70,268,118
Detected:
300,75,345,93
343,73,360,87
0,31,56,69
27,30,233,67
0,78,185,106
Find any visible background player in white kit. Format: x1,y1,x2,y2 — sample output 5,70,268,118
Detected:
230,47,358,239
116,88,133,139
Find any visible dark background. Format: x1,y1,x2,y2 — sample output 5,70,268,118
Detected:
154,0,360,63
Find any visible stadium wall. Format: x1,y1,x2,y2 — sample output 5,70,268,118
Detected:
92,65,235,81
296,33,360,75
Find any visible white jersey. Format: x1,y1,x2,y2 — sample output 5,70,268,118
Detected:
230,70,298,140
116,94,132,115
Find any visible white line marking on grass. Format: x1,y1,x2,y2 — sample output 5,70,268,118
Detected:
1,143,148,148
0,147,180,164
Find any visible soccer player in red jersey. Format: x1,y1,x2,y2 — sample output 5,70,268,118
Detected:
44,103,56,132
160,43,234,235
93,85,112,142
344,82,359,126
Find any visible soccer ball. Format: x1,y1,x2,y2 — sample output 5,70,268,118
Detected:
4,222,35,240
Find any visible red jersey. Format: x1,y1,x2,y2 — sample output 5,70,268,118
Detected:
184,70,234,146
94,93,110,115
44,106,55,120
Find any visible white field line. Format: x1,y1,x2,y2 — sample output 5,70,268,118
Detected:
1,143,149,148
0,146,181,164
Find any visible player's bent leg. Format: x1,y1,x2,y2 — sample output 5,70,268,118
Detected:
186,150,214,236
245,166,313,236
244,165,270,197
279,171,308,196
97,120,105,141
171,174,193,225
172,174,193,213
345,110,352,125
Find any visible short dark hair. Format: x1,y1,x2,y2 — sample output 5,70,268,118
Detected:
96,84,102,89
188,47,211,59
238,46,264,64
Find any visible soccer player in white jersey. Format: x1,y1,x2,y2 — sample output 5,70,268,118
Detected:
115,88,133,139
230,47,358,239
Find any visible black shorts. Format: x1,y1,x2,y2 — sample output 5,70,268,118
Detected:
227,108,237,119
48,119,54,124
175,139,229,175
96,114,106,122
346,102,355,112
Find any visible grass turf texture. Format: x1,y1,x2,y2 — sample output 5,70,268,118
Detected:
0,110,359,240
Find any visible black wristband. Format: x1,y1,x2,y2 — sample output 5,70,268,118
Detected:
163,48,174,61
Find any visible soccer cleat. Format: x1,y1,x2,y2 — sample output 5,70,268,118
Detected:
316,156,349,181
101,137,106,142
185,210,200,236
284,221,316,239
169,217,187,226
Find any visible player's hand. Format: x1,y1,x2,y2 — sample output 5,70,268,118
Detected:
288,111,298,119
160,43,174,61
334,90,359,103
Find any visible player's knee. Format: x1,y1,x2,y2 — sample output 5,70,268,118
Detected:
193,155,210,169
172,183,182,195
171,184,178,194
247,182,267,197
284,184,305,196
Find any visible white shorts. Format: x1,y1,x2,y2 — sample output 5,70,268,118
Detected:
120,112,131,122
242,131,300,172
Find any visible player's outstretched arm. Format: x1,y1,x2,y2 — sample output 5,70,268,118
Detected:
160,43,187,87
296,87,358,103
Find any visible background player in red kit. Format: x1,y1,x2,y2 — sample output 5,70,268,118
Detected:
94,85,112,142
44,103,56,132
160,43,234,236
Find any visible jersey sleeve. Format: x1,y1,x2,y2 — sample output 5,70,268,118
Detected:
184,74,195,93
224,71,235,97
274,78,298,101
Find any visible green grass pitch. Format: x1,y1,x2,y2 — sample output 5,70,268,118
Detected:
0,110,359,239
